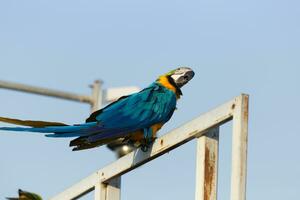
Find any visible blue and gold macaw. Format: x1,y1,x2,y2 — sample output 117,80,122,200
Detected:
0,67,194,151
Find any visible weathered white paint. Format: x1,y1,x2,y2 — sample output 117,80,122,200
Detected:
105,178,121,200
0,80,140,108
195,128,219,200
50,95,245,200
230,94,249,200
94,183,106,200
0,80,94,104
0,79,249,200
91,80,102,112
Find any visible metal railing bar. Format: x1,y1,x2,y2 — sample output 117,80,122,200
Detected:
50,94,242,200
0,80,93,104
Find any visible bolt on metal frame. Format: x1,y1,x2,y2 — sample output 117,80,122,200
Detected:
49,94,249,200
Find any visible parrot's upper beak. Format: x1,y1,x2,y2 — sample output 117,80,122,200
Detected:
170,67,195,88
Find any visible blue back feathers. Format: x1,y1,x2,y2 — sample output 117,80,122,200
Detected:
0,82,177,145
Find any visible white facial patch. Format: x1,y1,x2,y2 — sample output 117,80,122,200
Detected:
169,67,194,88
171,67,191,81
170,74,182,82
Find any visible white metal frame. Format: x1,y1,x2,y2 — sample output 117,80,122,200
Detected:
50,94,249,200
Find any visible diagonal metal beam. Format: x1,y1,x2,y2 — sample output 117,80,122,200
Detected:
50,94,246,200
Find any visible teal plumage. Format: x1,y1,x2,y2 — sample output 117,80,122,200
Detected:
83,83,177,142
0,67,194,151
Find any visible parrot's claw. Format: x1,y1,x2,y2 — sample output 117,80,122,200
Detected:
141,144,149,152
140,137,156,152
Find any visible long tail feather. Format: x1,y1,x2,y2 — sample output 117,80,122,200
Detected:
0,126,86,136
0,116,97,137
0,116,67,127
0,116,135,151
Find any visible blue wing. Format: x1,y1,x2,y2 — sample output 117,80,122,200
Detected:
0,82,177,150
69,83,177,142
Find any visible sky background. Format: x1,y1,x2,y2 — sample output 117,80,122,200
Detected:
0,0,299,199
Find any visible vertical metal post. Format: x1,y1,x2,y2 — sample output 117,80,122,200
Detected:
106,179,121,200
101,171,121,199
95,180,121,200
230,94,249,200
94,183,107,200
92,80,121,200
94,179,121,200
91,80,102,112
195,127,219,200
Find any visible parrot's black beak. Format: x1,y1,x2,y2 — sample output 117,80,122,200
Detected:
171,67,195,88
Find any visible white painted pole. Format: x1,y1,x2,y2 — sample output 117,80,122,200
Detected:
94,183,107,200
105,179,121,200
0,80,139,108
91,81,121,200
195,128,219,200
0,80,93,104
49,94,249,200
50,96,237,199
230,94,249,200
90,80,102,112
99,174,121,200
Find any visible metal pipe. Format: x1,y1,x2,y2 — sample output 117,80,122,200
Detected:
0,80,93,104
195,128,219,200
230,94,249,200
50,95,242,200
90,80,102,112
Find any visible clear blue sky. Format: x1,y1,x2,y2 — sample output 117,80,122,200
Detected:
0,0,299,199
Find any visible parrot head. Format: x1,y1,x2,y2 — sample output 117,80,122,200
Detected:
157,67,195,98
167,67,195,88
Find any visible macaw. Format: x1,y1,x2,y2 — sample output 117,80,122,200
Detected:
0,67,194,151
6,189,42,200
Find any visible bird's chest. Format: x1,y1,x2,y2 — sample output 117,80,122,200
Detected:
152,89,177,120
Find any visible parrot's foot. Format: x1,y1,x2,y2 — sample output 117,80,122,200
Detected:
140,137,157,152
141,144,149,152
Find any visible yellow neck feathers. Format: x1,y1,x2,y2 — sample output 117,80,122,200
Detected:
157,76,181,99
